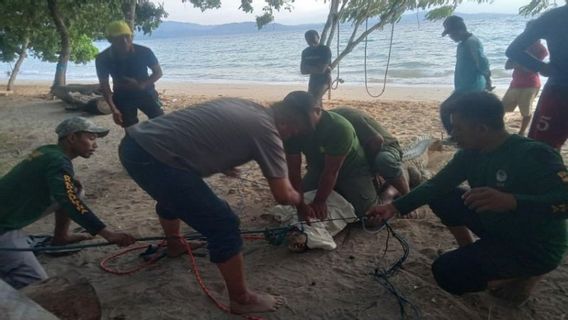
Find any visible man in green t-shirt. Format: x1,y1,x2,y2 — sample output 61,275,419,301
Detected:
0,117,135,289
332,107,410,200
368,92,568,303
283,92,378,221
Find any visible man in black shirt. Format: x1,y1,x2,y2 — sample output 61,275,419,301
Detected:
96,20,164,128
301,30,332,102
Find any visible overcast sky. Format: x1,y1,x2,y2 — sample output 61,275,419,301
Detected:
163,0,532,25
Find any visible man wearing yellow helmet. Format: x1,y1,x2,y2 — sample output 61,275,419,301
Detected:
96,20,164,127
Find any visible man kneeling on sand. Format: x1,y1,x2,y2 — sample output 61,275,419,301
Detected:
119,97,310,314
0,117,136,289
283,92,379,224
367,92,568,304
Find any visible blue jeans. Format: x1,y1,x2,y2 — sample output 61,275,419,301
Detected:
119,135,243,263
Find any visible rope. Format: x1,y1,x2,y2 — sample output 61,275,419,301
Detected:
330,17,343,91
99,241,167,275
373,221,422,319
363,19,395,98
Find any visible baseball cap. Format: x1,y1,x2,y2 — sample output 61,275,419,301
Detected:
442,15,466,36
106,20,132,38
55,117,109,139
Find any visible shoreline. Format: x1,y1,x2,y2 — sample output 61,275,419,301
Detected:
4,79,507,102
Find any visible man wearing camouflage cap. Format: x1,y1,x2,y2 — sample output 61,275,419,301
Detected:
96,20,164,128
0,117,135,289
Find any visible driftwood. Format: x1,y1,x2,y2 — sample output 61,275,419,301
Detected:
0,279,59,320
21,277,102,320
52,84,112,115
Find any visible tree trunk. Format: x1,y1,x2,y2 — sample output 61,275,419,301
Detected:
47,0,70,91
122,0,137,31
6,38,29,91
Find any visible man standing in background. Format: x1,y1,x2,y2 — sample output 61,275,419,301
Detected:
502,24,548,136
301,30,332,103
506,3,568,149
96,20,164,128
440,16,492,133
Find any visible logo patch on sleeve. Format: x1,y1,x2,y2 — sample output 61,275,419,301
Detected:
558,171,568,184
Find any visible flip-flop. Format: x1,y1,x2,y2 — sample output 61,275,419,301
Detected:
139,244,168,262
27,235,83,257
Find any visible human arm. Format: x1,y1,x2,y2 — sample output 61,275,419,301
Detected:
506,21,550,76
46,158,135,246
391,151,468,215
310,154,346,220
510,147,568,217
95,56,123,126
266,177,302,206
285,153,314,221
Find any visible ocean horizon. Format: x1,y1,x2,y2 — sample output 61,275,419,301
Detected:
1,13,540,90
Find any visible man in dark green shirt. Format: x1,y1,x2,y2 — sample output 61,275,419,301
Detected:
368,92,568,302
0,117,135,288
283,92,378,220
332,107,410,200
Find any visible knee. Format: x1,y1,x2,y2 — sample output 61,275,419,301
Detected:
202,204,243,264
432,255,466,295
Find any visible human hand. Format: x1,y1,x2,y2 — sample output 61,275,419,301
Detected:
99,228,136,247
296,202,315,224
366,203,398,225
112,110,124,126
222,167,240,178
309,201,328,220
462,187,517,213
51,233,93,246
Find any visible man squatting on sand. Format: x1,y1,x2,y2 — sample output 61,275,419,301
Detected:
0,117,136,289
118,95,324,313
368,92,568,302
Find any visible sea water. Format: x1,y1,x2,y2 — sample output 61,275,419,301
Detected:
0,15,538,89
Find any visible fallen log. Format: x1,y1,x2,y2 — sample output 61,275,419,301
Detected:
52,84,112,115
0,279,59,320
21,277,102,320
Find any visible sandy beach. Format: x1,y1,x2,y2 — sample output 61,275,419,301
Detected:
1,81,567,320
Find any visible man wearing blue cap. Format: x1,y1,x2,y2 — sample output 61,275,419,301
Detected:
96,20,164,128
0,117,136,289
440,15,492,133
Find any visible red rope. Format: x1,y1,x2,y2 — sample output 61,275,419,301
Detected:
99,241,166,275
100,237,266,320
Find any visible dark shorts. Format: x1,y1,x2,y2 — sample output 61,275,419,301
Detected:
308,74,331,100
114,91,164,127
428,188,556,295
371,145,403,180
528,84,568,149
119,135,243,263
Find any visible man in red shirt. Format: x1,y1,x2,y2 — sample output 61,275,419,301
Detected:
502,28,548,136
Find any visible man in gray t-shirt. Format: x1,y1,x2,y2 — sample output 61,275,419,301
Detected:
119,97,307,315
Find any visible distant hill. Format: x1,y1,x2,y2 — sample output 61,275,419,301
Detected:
138,12,517,39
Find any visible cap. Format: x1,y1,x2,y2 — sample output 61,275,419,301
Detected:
442,15,466,36
56,117,109,139
106,20,132,38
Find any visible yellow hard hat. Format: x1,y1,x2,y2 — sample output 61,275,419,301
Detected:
106,20,132,38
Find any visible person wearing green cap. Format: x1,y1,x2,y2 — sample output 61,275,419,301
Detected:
96,20,164,127
0,117,136,289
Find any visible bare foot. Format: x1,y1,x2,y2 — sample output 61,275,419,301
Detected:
230,292,287,314
166,238,206,257
398,209,426,220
